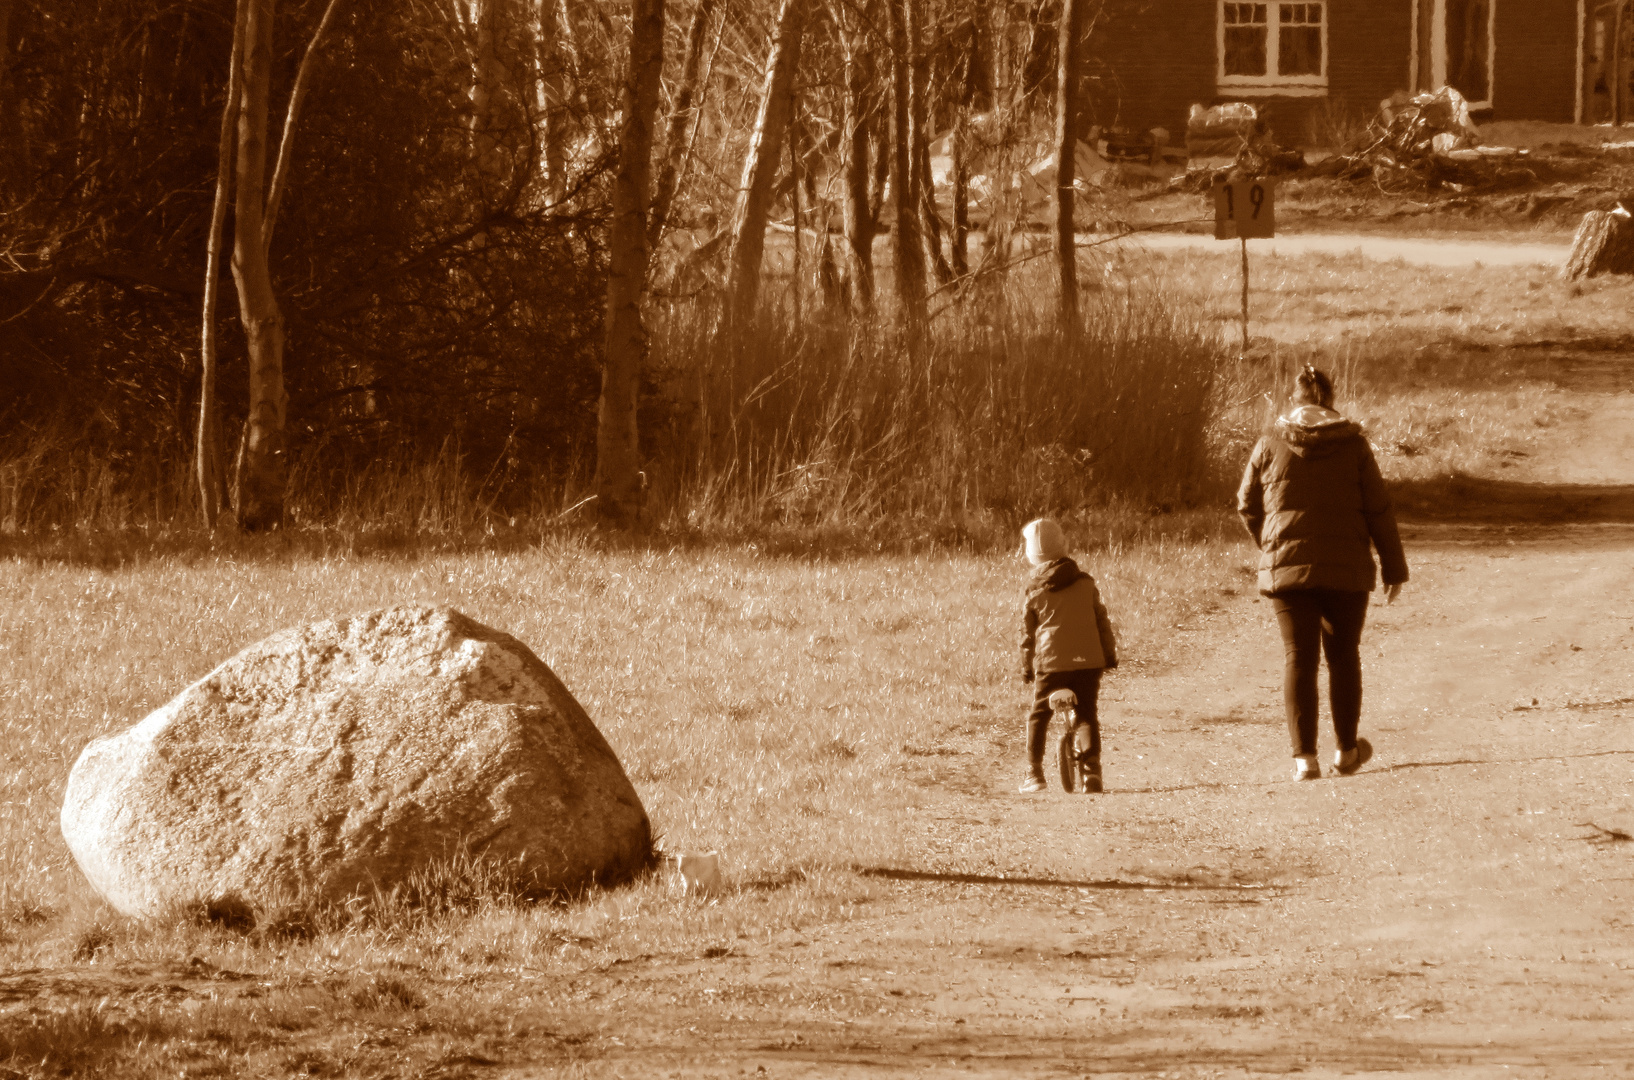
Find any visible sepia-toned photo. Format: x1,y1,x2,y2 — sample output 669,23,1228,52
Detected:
1,0,1630,1075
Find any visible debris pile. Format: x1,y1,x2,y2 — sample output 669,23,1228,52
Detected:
1317,86,1533,191
1185,102,1259,161
1174,102,1305,190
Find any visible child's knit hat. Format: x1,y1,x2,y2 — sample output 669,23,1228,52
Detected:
1022,518,1067,566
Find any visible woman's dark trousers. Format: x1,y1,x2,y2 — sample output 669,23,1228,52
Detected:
1027,668,1103,767
1269,589,1369,756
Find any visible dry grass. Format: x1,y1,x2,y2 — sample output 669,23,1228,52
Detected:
0,533,1244,1075
3,243,1626,1074
1093,243,1634,484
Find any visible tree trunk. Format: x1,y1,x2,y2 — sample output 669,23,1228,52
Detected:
1054,0,1084,339
648,0,716,250
888,0,927,333
907,7,948,288
951,22,979,277
1607,1,1620,128
919,140,952,285
0,0,13,137
725,0,806,328
535,0,572,200
838,0,878,309
197,0,247,529
263,0,342,254
1563,209,1634,279
471,0,525,193
232,0,288,533
594,0,664,523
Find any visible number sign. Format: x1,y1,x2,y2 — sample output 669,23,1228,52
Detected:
1213,179,1276,240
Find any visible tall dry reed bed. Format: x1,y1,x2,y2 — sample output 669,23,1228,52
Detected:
650,266,1222,533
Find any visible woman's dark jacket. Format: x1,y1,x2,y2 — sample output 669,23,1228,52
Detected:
1236,406,1409,595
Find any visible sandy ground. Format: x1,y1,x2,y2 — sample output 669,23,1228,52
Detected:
479,360,1634,1077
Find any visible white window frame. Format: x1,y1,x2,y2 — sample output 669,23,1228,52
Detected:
1217,1,1330,97
1426,0,1497,112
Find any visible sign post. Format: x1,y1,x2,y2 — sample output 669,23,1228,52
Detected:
1212,178,1276,354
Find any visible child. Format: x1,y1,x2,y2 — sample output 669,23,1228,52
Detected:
1018,518,1119,793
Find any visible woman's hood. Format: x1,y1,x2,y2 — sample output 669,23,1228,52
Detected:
1273,405,1362,456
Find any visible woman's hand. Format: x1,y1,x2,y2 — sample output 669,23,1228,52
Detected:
1384,582,1403,605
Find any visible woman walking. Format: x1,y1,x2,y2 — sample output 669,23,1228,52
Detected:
1237,365,1409,780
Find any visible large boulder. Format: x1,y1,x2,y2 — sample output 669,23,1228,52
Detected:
61,606,652,916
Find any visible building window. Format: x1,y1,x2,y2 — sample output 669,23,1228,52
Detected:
1219,1,1327,94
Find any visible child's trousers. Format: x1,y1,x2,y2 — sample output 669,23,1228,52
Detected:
1027,668,1104,767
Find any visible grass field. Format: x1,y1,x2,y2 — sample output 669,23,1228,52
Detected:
5,246,1634,1075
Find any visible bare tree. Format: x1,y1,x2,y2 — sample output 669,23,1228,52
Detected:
230,0,288,531
835,0,882,310
888,0,926,333
594,0,665,523
196,0,247,528
535,0,574,199
724,0,806,328
1054,0,1084,339
648,0,717,249
469,0,526,189
950,18,980,277
231,0,342,531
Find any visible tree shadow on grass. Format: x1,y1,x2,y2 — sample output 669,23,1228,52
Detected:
1393,474,1634,526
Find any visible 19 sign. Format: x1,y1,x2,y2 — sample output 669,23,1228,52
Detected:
1213,178,1276,240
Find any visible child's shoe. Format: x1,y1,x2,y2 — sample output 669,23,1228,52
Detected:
1019,767,1047,794
1334,738,1373,776
1293,754,1321,781
1083,756,1103,794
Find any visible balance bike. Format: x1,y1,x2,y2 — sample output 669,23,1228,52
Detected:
1049,688,1102,794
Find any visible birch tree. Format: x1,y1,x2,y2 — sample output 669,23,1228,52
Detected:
231,0,341,531
724,0,806,328
196,1,247,528
594,0,665,522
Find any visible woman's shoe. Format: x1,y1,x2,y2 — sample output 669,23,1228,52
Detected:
1293,754,1321,780
1335,738,1373,776
1019,771,1047,793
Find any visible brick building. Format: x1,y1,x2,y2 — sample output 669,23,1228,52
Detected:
1084,1,1585,146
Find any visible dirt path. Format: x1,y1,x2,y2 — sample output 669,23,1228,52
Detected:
488,368,1634,1078
1119,232,1571,267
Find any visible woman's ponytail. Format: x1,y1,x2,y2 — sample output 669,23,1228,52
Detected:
1294,364,1334,408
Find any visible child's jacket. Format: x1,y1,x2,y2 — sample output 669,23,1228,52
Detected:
1020,557,1118,680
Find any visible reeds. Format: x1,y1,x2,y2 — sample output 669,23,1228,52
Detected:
649,258,1222,535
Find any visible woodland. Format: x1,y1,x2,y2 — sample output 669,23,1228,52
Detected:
0,0,1217,543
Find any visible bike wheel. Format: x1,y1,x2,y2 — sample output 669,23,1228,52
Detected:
1057,728,1079,793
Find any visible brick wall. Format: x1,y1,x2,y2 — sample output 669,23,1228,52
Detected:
1494,0,1577,122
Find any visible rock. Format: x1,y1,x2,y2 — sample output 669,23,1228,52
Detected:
61,606,652,916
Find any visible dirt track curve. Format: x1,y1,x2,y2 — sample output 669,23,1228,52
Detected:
489,355,1634,1079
